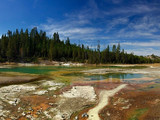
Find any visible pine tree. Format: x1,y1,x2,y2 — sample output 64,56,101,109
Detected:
0,28,154,64
116,43,121,63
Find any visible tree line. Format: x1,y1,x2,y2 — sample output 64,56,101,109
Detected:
0,28,157,64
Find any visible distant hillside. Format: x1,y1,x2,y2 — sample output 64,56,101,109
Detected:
146,54,160,62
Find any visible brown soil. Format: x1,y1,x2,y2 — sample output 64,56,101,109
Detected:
21,95,56,116
0,76,40,85
99,85,160,120
8,95,57,120
70,83,125,120
72,81,121,90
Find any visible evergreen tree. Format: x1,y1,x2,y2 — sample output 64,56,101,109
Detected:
0,28,156,64
116,43,121,63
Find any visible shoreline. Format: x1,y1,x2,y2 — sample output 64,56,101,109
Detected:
0,61,159,67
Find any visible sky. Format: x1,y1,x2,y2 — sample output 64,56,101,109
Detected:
0,0,160,56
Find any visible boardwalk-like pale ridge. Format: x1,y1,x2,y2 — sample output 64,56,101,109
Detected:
87,84,127,120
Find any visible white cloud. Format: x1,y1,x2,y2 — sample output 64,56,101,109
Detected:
108,15,160,41
120,41,160,47
37,0,103,41
105,17,129,33
109,40,160,56
39,18,102,41
35,0,160,56
126,48,160,56
104,4,159,16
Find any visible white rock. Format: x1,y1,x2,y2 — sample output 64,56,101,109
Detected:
42,81,64,86
44,111,52,119
34,90,48,95
48,86,58,91
61,86,96,102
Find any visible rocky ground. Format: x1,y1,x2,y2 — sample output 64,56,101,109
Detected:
0,80,65,120
0,78,98,120
0,64,160,120
99,84,160,120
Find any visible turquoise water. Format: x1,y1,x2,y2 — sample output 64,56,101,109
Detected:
0,66,55,74
0,65,147,75
0,66,158,84
0,66,75,74
0,66,147,82
0,66,87,74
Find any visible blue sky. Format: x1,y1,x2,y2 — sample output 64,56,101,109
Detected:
0,0,160,56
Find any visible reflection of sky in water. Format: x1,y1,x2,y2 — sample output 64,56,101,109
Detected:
87,73,144,81
86,73,159,84
0,66,158,84
124,79,160,84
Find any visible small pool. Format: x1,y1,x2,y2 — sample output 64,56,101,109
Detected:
86,73,145,81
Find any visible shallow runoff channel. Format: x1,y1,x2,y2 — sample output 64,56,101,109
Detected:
87,84,127,120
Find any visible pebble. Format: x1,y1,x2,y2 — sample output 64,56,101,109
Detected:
75,116,78,120
82,113,89,118
49,103,54,106
0,106,3,110
22,112,26,116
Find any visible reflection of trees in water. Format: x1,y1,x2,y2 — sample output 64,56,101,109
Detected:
121,73,127,80
96,73,127,82
89,73,132,82
91,75,104,80
107,73,127,82
89,73,145,84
